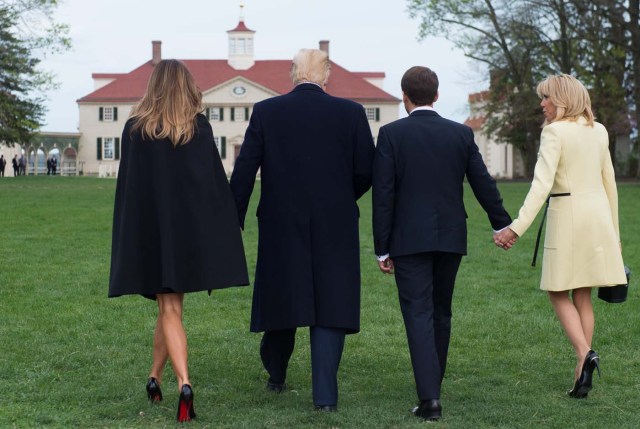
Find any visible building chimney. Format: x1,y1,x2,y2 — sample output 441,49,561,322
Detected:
152,40,162,65
319,40,330,57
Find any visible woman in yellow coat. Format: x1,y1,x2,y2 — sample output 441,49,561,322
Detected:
495,74,626,398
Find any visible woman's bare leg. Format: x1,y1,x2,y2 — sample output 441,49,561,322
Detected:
548,290,591,380
156,293,191,389
149,315,169,383
571,288,594,348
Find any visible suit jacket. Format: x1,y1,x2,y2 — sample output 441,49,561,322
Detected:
509,118,626,291
230,83,375,333
373,109,511,258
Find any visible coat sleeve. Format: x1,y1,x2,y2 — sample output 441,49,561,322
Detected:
509,125,562,237
601,133,620,241
464,127,512,230
229,106,264,229
352,107,375,200
372,127,395,256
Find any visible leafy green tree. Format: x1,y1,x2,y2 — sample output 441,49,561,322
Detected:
587,0,640,176
407,0,552,176
407,0,631,176
566,0,630,170
0,0,70,146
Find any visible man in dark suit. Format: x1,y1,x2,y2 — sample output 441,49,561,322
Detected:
230,48,374,411
372,66,512,421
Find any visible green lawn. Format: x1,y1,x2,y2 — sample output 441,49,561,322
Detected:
1,177,639,428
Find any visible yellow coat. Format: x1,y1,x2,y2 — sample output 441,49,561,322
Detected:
510,118,626,291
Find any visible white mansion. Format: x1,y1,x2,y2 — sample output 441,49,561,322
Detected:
0,18,542,180
75,18,400,176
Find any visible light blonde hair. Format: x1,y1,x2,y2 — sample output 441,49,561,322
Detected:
290,49,331,86
130,59,203,146
536,74,594,126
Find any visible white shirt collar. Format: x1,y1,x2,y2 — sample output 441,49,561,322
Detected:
410,105,435,114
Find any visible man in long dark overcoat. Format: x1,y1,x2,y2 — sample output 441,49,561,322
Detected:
230,48,374,411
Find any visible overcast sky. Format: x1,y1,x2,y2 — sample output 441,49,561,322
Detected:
38,0,488,132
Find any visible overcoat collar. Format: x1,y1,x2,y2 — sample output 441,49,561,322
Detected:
291,83,325,94
409,110,440,118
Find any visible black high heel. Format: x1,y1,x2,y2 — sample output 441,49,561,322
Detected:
177,384,196,422
568,350,600,398
146,377,163,402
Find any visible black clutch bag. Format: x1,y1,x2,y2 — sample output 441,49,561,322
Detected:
598,266,631,303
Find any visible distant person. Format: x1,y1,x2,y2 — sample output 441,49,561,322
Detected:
372,66,512,421
109,59,249,422
494,74,626,398
0,155,5,177
230,48,374,412
18,155,25,175
47,157,52,175
12,155,18,176
52,157,57,175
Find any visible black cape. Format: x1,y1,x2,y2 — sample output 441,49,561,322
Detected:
109,114,249,299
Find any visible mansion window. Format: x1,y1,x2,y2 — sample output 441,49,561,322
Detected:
99,106,118,122
231,107,250,122
207,107,224,121
365,107,380,122
214,136,227,159
96,137,120,161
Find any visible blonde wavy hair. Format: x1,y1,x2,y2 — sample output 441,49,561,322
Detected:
290,49,331,86
130,59,203,146
536,74,594,126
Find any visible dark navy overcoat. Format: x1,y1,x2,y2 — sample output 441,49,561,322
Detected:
230,84,374,333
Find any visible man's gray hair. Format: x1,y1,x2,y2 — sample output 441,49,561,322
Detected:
290,49,331,86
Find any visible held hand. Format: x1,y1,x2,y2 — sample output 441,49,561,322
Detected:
378,258,394,274
493,227,518,250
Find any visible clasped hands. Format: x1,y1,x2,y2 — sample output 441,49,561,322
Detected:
377,227,518,275
494,227,518,250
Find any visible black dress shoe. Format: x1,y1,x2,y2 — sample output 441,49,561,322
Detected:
568,378,588,399
177,384,196,422
146,377,162,402
568,350,600,399
314,405,337,412
266,379,286,393
412,399,442,421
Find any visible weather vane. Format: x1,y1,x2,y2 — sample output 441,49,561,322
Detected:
240,1,245,20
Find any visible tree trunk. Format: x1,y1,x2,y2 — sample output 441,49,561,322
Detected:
629,0,640,177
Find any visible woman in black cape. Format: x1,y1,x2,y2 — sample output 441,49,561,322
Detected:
109,59,249,422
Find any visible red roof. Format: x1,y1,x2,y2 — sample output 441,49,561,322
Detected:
468,91,490,103
78,59,399,103
92,73,125,79
227,20,255,33
354,72,385,78
464,116,486,130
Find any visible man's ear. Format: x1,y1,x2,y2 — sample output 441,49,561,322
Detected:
433,91,439,104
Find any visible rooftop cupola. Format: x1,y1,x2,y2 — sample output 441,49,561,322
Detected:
227,3,255,70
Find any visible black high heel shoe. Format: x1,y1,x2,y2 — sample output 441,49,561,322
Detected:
568,350,600,398
146,377,163,402
177,384,196,422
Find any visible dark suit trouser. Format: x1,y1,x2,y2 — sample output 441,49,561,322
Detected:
260,327,345,406
393,251,462,400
